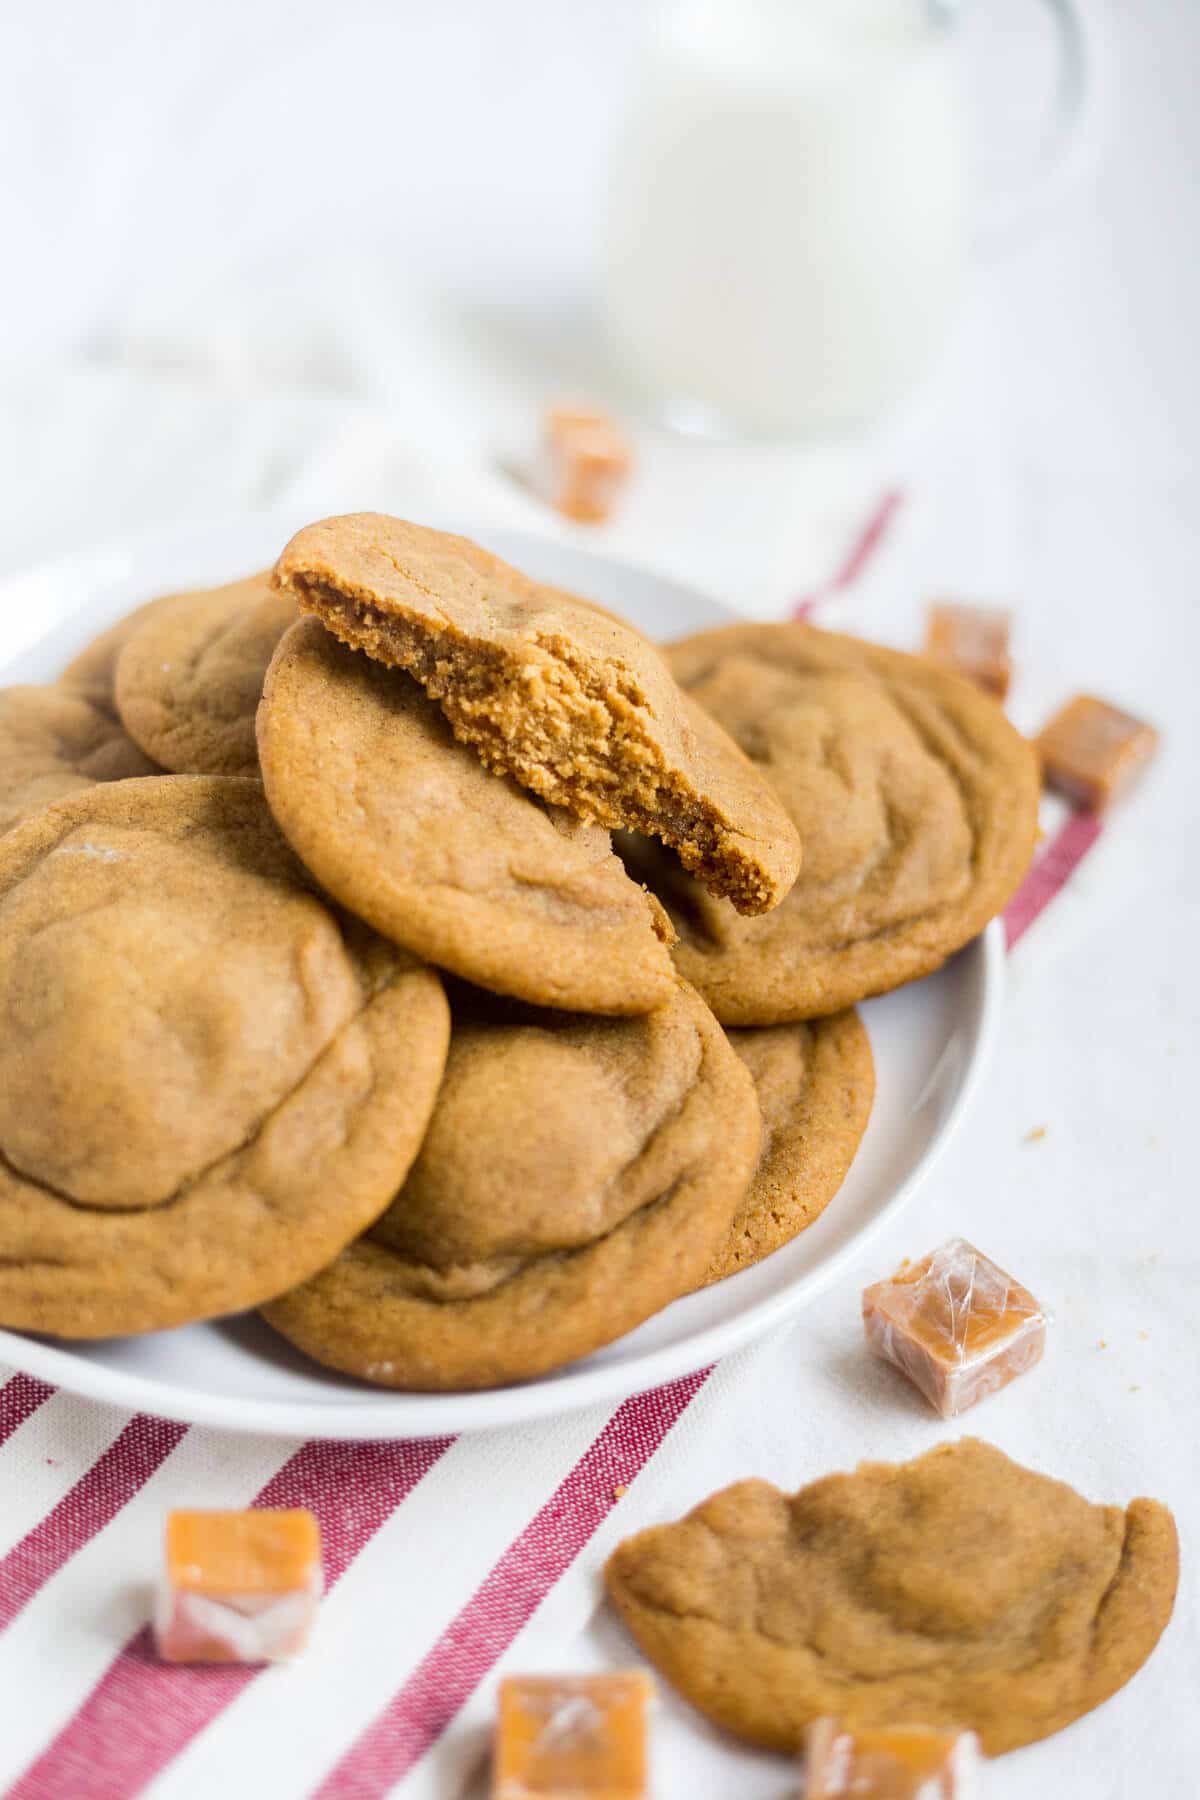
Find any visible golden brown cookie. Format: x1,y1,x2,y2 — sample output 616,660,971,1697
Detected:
0,776,450,1336
605,1438,1178,1756
637,623,1039,1021
59,592,185,717
708,1010,874,1283
263,980,761,1390
258,619,676,1014
272,514,801,915
0,686,158,836
114,573,295,774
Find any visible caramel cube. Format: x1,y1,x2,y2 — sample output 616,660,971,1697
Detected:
803,1718,980,1797
862,1238,1045,1418
155,1509,323,1664
539,406,632,524
923,603,1012,698
493,1672,651,1798
1035,693,1158,810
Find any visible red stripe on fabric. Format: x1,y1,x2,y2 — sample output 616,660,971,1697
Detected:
0,1414,186,1634
7,1434,452,1800
792,488,904,618
1004,811,1103,949
0,1373,55,1449
314,1368,711,1799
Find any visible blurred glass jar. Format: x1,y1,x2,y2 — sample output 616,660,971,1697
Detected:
603,0,1089,438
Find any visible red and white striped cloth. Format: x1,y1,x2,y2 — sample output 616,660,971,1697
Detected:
0,486,1150,1800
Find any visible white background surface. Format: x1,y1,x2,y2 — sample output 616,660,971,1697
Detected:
0,2,1197,1796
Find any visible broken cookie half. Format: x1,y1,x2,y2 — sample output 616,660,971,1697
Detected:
272,513,801,915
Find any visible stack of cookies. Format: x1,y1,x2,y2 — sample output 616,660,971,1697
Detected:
0,513,1039,1390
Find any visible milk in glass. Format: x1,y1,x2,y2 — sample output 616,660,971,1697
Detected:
603,0,967,435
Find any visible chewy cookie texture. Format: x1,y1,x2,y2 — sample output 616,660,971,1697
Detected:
711,1011,875,1284
59,590,185,717
272,513,802,916
114,571,295,775
0,776,450,1335
258,618,676,1015
262,980,761,1390
0,685,158,837
640,622,1040,1022
604,1439,1178,1756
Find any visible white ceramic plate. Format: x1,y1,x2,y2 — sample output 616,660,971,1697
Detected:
0,514,1003,1437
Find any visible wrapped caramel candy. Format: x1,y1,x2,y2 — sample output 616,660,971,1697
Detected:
802,1717,980,1798
493,1672,652,1798
1035,693,1159,811
923,603,1012,699
155,1508,323,1664
862,1237,1046,1418
538,406,632,524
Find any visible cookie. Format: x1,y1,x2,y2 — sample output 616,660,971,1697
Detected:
59,592,185,717
114,573,295,774
272,514,801,915
258,619,676,1014
262,980,761,1389
0,776,450,1336
639,623,1039,1021
708,1010,874,1284
605,1438,1178,1756
0,685,158,836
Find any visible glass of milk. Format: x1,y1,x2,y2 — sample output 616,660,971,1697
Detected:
603,0,1093,437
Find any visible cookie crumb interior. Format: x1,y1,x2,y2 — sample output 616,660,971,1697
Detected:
293,579,779,915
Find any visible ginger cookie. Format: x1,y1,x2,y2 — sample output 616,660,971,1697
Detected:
708,1010,874,1284
637,623,1039,1021
59,592,186,717
0,685,158,836
258,619,676,1014
263,980,761,1389
115,573,296,774
605,1438,1178,1756
272,514,801,915
0,776,450,1336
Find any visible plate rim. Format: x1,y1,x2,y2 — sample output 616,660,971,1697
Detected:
0,515,1006,1438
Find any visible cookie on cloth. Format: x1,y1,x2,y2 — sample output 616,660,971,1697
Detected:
635,622,1039,1022
0,685,158,836
0,776,449,1336
707,1010,874,1284
258,619,676,1014
262,980,761,1390
272,514,801,916
605,1438,1178,1756
114,572,296,774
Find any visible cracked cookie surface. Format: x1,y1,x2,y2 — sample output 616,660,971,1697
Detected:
0,685,158,836
0,776,449,1335
639,623,1039,1021
709,1010,874,1284
263,979,761,1389
272,514,801,915
258,618,676,1014
115,572,296,774
605,1438,1178,1755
